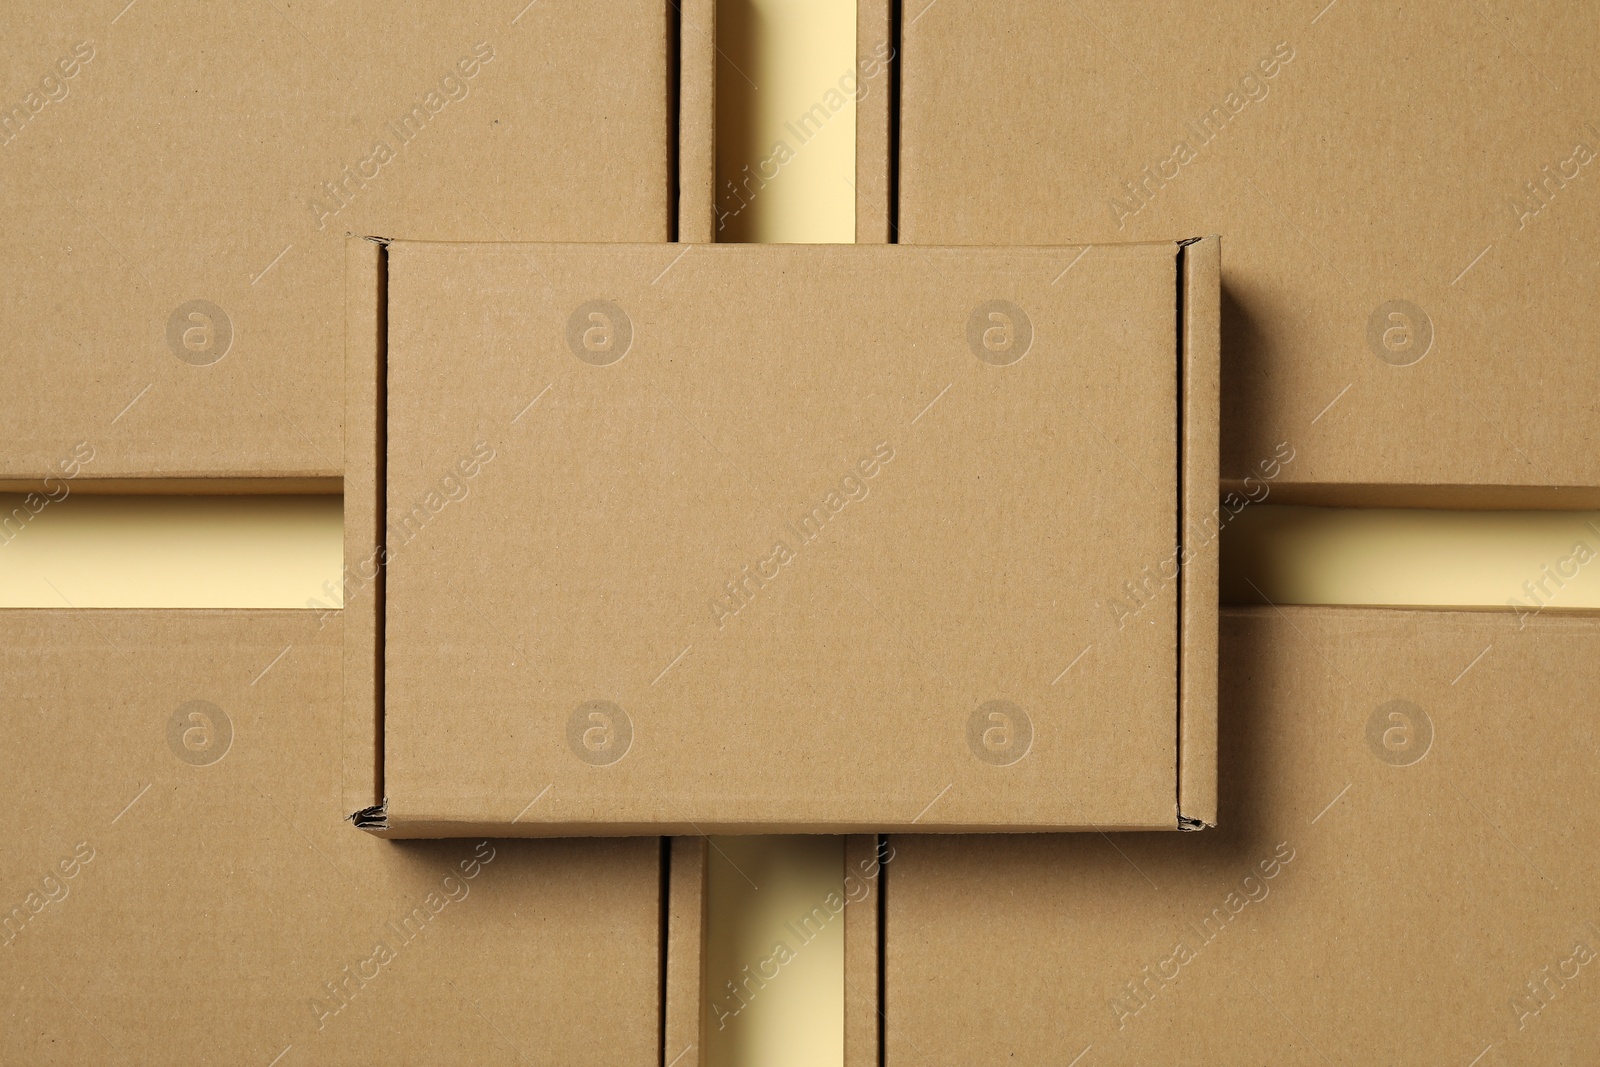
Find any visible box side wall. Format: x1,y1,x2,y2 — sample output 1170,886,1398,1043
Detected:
1179,235,1220,827
844,834,883,1067
343,238,385,817
855,0,895,244
678,0,718,244
664,836,709,1067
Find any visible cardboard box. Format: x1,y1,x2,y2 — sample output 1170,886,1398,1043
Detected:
883,606,1600,1063
346,236,1220,835
1,0,675,485
898,0,1600,507
0,609,665,1064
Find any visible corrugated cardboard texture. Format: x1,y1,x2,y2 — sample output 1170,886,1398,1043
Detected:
1179,236,1221,826
344,239,385,815
898,1,1600,505
677,0,717,244
376,240,1192,834
1,1,672,483
854,0,894,244
665,836,708,1067
843,835,883,1067
885,606,1600,1064
0,609,663,1064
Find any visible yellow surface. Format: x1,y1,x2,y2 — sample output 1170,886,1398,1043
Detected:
703,836,847,1067
1222,506,1600,613
0,494,342,609
715,0,856,243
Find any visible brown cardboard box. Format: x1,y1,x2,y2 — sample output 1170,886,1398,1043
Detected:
1,0,674,485
347,236,1220,835
898,0,1600,507
884,606,1600,1064
0,609,665,1065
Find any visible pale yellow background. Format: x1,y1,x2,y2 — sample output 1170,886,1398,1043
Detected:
703,836,847,1067
0,4,1596,1067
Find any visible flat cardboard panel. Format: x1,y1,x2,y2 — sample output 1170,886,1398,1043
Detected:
885,606,1600,1064
898,0,1600,504
0,0,672,483
0,609,663,1065
372,239,1199,834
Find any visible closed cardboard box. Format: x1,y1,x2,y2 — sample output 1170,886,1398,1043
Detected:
0,610,665,1065
898,0,1600,507
1,0,674,485
347,236,1220,834
884,607,1600,1064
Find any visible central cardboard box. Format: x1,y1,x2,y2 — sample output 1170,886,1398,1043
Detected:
347,238,1219,836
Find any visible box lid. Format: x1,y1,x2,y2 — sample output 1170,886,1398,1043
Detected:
352,238,1218,835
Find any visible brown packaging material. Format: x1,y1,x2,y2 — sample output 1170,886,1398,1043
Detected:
884,606,1600,1064
1,0,674,484
0,609,664,1065
898,0,1600,506
347,236,1219,835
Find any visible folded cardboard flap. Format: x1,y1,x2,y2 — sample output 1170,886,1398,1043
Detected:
345,237,1219,836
